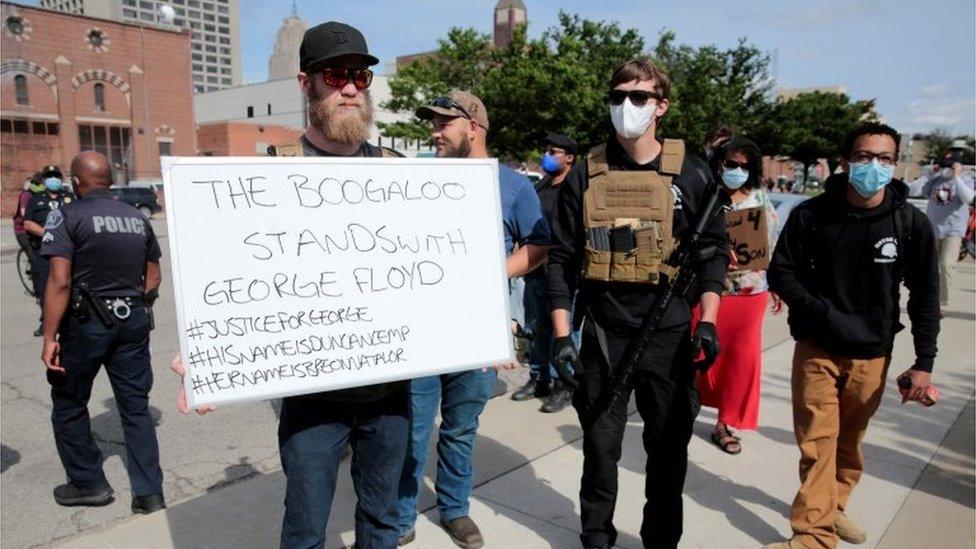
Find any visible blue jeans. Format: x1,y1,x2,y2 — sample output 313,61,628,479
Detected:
396,369,495,533
523,275,558,381
278,388,409,549
49,305,162,496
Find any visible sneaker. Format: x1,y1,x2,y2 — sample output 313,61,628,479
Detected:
398,528,416,546
835,513,867,544
541,382,572,413
131,493,166,514
440,516,484,549
511,378,549,401
53,482,114,507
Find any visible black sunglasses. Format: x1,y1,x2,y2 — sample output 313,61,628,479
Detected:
723,159,749,170
606,89,662,107
430,96,472,120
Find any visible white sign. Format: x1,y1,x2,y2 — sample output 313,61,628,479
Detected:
162,157,513,407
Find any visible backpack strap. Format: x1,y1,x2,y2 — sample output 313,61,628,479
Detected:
267,142,304,157
891,203,914,282
380,146,404,158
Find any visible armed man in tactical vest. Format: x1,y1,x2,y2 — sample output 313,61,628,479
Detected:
546,58,729,549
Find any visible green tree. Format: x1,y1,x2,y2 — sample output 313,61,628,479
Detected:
380,13,644,160
762,92,876,183
915,129,976,165
651,31,773,151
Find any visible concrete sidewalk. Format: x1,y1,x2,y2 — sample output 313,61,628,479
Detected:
46,264,975,549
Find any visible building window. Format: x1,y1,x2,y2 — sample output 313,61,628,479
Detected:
14,75,28,105
220,67,231,75
6,16,24,35
221,77,231,85
206,55,217,63
267,104,272,115
94,83,105,111
192,53,202,61
123,8,137,17
218,36,229,44
158,141,172,157
122,0,135,6
139,0,153,8
205,44,216,52
246,106,254,118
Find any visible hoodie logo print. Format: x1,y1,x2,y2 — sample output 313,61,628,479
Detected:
874,237,897,264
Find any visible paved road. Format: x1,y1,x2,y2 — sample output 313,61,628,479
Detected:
1,221,973,548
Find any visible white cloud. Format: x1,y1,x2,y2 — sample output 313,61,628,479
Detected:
897,96,976,135
920,83,951,97
767,0,882,28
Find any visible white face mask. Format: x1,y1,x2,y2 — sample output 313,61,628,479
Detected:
610,98,656,139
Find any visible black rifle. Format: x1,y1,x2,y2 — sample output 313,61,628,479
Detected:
556,184,724,424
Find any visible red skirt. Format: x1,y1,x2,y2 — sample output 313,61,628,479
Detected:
692,292,767,430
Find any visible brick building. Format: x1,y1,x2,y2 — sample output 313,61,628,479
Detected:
197,121,302,156
1,1,195,216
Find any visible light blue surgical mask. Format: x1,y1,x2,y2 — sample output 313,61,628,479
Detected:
721,167,749,189
540,153,562,175
848,159,893,198
44,177,63,192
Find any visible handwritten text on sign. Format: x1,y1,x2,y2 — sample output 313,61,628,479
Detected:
162,157,512,407
725,206,770,271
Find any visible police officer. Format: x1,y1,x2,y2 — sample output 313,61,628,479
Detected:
24,165,75,336
546,58,728,549
40,151,165,514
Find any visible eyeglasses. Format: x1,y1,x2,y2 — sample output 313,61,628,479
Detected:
606,89,662,107
543,146,566,155
850,150,896,167
319,67,373,90
430,96,472,119
723,159,749,170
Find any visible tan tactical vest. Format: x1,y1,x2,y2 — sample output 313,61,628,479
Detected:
583,138,684,285
267,141,403,158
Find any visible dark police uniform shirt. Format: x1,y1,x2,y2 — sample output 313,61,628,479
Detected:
40,188,161,297
26,190,75,248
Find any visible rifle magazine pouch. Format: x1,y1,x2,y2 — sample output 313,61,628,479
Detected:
584,247,612,281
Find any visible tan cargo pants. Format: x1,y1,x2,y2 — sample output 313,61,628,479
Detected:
789,340,890,549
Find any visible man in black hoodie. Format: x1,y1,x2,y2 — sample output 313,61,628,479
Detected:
765,122,940,549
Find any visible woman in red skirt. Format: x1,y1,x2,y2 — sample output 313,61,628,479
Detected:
697,136,782,454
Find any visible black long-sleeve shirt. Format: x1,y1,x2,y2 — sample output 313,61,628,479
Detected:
547,136,730,331
768,176,940,370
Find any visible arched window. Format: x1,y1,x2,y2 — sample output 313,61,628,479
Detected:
14,75,28,105
94,83,105,111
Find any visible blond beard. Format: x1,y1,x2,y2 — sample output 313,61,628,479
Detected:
308,85,373,145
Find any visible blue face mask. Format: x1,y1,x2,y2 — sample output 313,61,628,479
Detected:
540,153,562,175
848,159,893,198
44,177,63,192
721,167,749,189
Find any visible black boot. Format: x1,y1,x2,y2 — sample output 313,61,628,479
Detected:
132,493,166,514
53,482,114,507
511,378,550,401
541,381,572,413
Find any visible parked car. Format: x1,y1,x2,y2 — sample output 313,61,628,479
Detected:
110,185,160,218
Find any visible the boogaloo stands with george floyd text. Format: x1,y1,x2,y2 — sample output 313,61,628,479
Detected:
163,157,512,408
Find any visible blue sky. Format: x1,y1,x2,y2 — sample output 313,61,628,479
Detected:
238,0,975,136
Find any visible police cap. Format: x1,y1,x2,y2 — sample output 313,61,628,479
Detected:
544,133,579,156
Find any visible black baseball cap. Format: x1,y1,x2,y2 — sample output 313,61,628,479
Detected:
300,21,378,72
544,133,579,156
39,165,63,178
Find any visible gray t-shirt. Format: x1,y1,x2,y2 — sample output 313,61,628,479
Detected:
908,169,976,239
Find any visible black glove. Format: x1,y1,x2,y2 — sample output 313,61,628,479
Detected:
551,336,581,389
690,321,720,371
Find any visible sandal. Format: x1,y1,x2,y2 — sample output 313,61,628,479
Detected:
711,426,742,454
